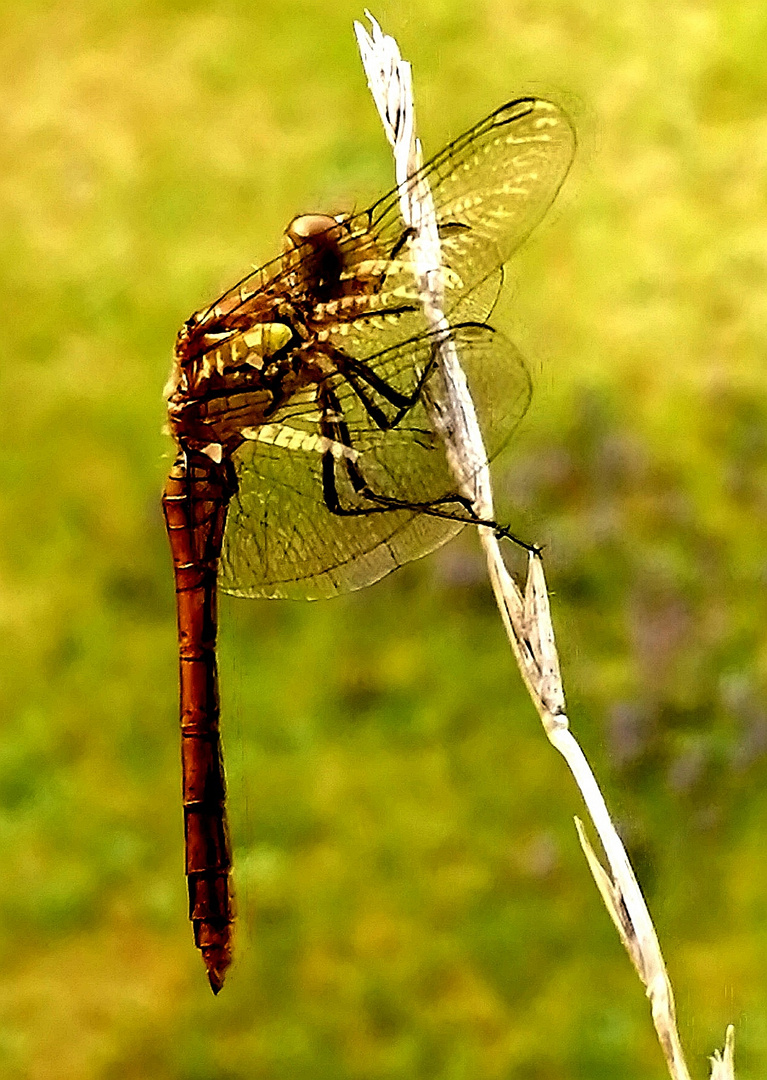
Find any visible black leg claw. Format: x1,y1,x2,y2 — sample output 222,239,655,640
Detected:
493,524,541,555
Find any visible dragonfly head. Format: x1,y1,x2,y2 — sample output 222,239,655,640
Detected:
284,214,351,300
285,213,340,246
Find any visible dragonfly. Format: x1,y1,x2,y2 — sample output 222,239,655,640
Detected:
162,97,575,992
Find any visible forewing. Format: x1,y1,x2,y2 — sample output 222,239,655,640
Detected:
198,98,574,364
218,324,531,599
317,98,575,359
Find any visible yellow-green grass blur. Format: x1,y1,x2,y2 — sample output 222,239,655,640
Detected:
1,1,765,1077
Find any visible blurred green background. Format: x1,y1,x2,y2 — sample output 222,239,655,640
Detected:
1,0,766,1076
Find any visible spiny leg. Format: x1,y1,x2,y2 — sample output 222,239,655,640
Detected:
317,380,537,553
326,343,438,432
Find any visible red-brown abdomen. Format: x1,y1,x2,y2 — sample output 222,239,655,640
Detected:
162,452,235,993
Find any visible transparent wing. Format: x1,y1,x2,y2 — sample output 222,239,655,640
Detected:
219,324,531,599
315,98,575,357
201,98,574,359
209,98,573,598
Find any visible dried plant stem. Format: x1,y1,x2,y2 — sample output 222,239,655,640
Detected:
354,11,735,1079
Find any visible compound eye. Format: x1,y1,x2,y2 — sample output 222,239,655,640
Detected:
286,214,338,246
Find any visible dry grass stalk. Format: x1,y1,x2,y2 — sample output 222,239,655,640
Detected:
354,12,736,1079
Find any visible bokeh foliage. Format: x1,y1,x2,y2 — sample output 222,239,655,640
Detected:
0,1,765,1077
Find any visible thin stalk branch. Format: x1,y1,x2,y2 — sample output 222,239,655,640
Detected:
354,12,735,1079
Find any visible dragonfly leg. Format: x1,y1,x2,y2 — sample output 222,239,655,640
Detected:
317,383,537,553
386,224,416,265
327,322,503,434
328,344,437,431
